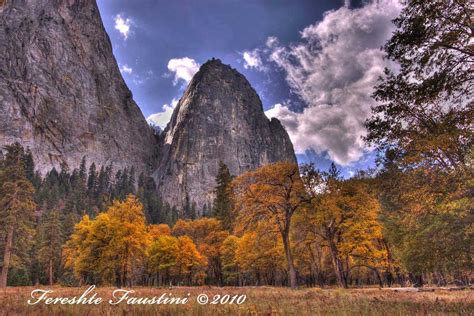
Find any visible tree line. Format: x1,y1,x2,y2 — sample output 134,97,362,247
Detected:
0,144,181,287
1,148,471,288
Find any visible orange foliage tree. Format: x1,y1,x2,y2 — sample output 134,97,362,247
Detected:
232,162,309,288
63,195,149,286
172,218,228,285
299,164,388,288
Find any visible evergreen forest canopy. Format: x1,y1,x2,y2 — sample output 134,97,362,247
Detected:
0,0,472,288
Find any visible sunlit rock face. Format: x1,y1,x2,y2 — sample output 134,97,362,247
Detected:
154,59,296,215
0,0,158,174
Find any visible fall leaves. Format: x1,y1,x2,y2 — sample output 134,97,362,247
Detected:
63,196,148,287
233,162,388,288
62,161,391,289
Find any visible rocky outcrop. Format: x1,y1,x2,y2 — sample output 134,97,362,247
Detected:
0,0,157,174
153,59,296,215
0,1,296,216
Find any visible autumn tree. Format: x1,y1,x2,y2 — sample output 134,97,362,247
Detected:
299,164,387,288
148,223,172,239
235,225,287,286
63,195,149,286
232,162,308,288
172,218,228,285
0,143,37,287
148,235,178,286
375,151,473,285
63,215,93,284
171,236,207,285
365,0,473,285
365,0,473,170
220,235,240,285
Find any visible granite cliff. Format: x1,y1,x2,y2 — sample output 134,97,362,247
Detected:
0,0,157,173
0,1,296,216
153,59,296,215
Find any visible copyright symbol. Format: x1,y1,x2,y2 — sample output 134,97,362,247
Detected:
196,294,209,305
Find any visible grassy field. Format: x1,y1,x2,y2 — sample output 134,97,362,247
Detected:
0,286,472,315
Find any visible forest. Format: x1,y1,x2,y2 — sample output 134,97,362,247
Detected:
0,0,472,290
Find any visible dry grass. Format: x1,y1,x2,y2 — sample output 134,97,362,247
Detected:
0,286,472,315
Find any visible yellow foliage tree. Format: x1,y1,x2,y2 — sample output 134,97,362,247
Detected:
172,218,228,285
232,162,308,288
148,223,172,239
63,195,149,286
171,236,207,285
63,215,93,284
235,225,286,286
299,165,387,288
220,235,240,285
147,235,179,285
172,217,223,244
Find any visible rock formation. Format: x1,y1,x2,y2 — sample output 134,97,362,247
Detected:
0,0,157,174
153,59,296,215
0,1,296,216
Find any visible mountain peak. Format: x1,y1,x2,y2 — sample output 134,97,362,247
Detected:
153,61,296,215
192,58,243,83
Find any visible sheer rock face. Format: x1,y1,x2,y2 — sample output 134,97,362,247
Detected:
0,0,157,174
153,59,296,215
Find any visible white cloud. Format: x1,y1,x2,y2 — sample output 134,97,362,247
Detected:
264,1,401,165
266,103,368,165
266,36,279,48
114,14,132,40
119,64,133,75
146,98,179,130
167,57,200,85
242,50,265,71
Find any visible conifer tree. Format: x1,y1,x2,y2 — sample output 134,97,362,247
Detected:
95,165,111,209
0,143,37,287
212,162,234,230
58,162,71,196
78,157,87,183
128,166,136,193
22,148,35,182
37,209,63,285
87,162,97,198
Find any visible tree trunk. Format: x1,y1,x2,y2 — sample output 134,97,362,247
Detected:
281,232,297,289
0,227,14,288
48,258,54,285
328,238,347,288
309,245,324,287
374,268,383,288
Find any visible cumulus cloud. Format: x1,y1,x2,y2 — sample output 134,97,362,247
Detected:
266,36,279,48
146,98,179,130
114,14,132,40
242,50,265,71
266,103,368,165
167,57,200,85
264,1,401,165
119,64,133,75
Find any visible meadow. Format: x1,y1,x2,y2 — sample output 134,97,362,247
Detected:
0,286,472,315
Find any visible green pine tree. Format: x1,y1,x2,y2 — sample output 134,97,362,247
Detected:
0,143,37,287
37,209,63,285
211,161,234,230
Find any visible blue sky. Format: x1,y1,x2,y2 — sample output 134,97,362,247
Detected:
96,0,402,177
